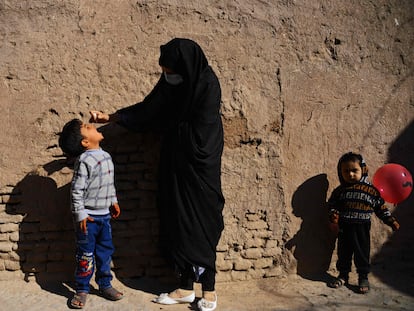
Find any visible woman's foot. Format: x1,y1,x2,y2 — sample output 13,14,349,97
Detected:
169,288,195,299
198,291,217,311
152,288,195,305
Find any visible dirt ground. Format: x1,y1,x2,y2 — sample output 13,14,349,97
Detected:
1,272,413,311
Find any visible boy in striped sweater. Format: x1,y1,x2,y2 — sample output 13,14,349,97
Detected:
59,119,123,309
327,152,399,294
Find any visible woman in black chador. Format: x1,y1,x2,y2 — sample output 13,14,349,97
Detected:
91,38,224,311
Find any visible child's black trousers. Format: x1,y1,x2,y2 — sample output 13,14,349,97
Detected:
336,222,371,279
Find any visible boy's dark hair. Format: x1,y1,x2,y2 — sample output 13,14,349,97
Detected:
59,119,84,157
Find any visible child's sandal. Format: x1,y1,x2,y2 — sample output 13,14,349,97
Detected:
70,292,87,309
99,287,124,301
328,277,346,288
358,278,370,294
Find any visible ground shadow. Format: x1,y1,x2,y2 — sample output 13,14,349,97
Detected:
286,174,337,282
371,119,414,297
120,276,177,295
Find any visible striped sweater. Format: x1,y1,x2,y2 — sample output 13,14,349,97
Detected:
328,182,391,223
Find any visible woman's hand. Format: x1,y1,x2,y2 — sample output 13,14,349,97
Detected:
89,110,110,123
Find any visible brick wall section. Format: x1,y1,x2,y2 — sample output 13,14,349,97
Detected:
0,192,22,273
216,210,285,282
0,128,286,282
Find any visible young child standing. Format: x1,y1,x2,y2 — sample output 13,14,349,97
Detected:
327,152,400,294
59,119,123,309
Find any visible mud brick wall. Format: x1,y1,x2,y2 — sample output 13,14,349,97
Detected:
216,210,286,282
0,125,288,282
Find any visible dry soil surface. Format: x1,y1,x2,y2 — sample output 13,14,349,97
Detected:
1,273,413,311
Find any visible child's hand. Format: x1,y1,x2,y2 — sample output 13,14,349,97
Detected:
110,203,121,219
79,216,94,234
384,216,400,231
329,210,339,224
328,222,339,234
391,220,400,231
89,110,110,123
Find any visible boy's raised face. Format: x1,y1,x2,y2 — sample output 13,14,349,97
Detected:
80,123,103,150
341,160,362,184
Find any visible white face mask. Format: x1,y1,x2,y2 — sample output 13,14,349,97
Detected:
164,72,184,85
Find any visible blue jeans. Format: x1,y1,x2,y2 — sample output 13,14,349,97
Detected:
74,214,114,293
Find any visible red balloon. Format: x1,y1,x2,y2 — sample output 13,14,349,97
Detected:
373,163,413,204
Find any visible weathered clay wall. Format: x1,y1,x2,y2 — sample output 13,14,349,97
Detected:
0,0,413,290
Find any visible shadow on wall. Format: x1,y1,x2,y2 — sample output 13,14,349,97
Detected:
286,174,337,281
5,122,175,298
5,161,75,298
371,119,414,297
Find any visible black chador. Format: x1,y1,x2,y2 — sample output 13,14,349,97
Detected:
116,38,225,277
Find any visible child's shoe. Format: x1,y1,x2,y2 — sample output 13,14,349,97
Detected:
99,287,124,301
328,273,348,289
358,277,370,294
70,292,88,309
